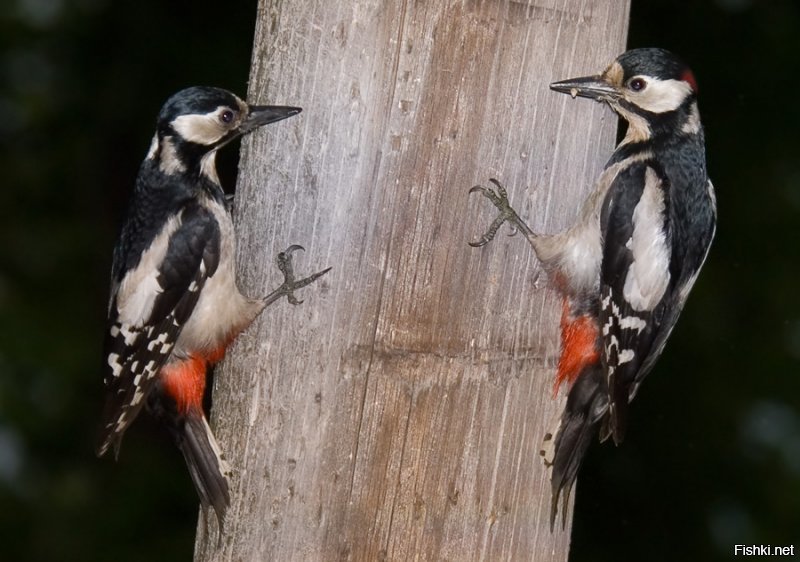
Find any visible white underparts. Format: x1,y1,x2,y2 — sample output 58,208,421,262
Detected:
176,197,261,354
533,151,654,295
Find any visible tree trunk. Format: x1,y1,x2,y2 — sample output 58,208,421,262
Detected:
196,1,629,560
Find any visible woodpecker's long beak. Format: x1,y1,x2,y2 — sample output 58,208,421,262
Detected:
238,105,302,135
213,105,301,151
550,75,619,102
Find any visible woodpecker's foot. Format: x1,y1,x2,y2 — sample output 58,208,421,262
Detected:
469,178,536,247
263,245,332,307
224,193,235,212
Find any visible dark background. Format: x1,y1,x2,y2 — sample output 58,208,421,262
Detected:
1,0,797,560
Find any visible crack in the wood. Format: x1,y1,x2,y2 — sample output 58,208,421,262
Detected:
344,342,553,368
478,383,511,561
345,0,410,518
382,386,415,557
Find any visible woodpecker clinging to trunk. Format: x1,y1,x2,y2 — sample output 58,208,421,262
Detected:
97,86,330,525
470,48,716,527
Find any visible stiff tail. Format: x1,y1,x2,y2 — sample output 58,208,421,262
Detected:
548,363,608,529
176,412,232,526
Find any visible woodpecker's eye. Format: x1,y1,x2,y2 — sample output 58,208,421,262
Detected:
220,110,235,124
628,78,647,92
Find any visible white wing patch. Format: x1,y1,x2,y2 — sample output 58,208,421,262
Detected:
115,215,182,326
617,349,635,365
619,315,647,332
107,353,123,377
623,168,671,311
601,290,646,376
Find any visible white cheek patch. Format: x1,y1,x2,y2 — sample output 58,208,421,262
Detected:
629,78,693,114
171,110,227,145
623,168,671,311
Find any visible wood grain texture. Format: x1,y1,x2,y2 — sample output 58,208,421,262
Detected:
196,0,629,560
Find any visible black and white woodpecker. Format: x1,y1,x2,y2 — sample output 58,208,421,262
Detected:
470,48,716,526
96,86,330,525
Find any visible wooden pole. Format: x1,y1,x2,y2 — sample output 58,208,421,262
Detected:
196,1,629,559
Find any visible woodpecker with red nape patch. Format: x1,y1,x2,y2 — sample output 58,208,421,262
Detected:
97,86,330,525
470,48,716,527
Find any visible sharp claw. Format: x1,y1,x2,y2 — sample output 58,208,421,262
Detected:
224,193,236,213
263,248,331,308
469,177,537,248
309,266,333,281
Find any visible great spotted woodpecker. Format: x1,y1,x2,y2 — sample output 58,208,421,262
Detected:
470,48,716,526
96,86,330,525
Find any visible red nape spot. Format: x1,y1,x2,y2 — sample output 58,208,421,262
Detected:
682,69,698,92
554,300,600,396
160,356,207,414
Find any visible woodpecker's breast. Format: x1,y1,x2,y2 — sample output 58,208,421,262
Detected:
175,198,258,356
535,153,651,297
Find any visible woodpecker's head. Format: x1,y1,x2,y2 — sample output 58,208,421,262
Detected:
147,86,301,180
550,48,700,144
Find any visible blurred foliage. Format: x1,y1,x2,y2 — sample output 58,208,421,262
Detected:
0,0,797,560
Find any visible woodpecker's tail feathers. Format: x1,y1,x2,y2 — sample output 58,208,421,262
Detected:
95,427,122,460
177,412,233,528
549,364,608,530
95,403,140,460
608,379,631,445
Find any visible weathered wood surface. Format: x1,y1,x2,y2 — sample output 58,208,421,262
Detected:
196,1,628,560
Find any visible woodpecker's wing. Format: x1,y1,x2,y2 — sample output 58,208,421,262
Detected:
97,202,220,457
599,162,676,443
600,162,716,444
